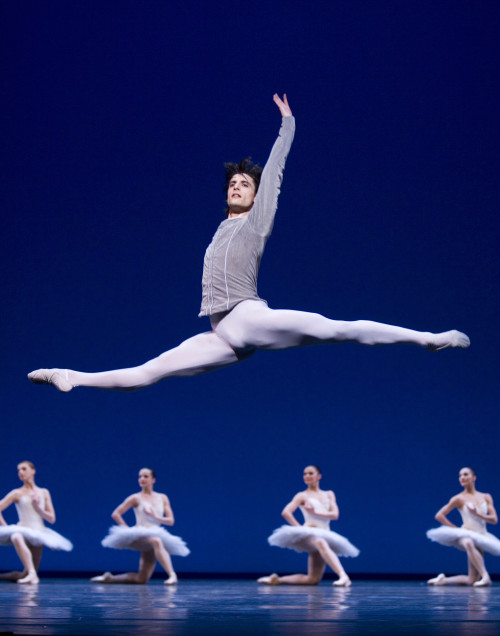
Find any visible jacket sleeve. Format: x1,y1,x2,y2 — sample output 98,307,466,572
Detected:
247,115,295,237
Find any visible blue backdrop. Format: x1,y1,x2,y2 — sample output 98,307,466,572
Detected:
2,0,499,576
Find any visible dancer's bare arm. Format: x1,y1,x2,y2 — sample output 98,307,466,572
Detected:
303,491,339,521
281,492,304,526
0,490,18,525
111,494,138,526
435,495,461,527
143,494,175,526
469,494,498,525
32,488,56,524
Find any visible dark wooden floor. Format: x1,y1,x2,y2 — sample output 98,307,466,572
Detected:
0,579,499,635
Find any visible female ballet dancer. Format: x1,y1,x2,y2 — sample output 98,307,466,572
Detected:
427,467,500,587
28,93,470,394
258,465,358,587
0,461,73,584
91,467,189,585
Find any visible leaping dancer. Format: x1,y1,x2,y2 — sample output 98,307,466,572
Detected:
28,94,469,393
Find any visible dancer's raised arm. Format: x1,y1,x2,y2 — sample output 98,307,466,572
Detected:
247,94,295,237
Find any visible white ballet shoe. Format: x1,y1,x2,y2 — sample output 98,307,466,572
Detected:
428,330,471,352
164,574,178,586
257,573,281,585
427,573,446,585
17,571,39,585
333,575,352,587
473,575,491,587
90,572,112,583
28,368,73,392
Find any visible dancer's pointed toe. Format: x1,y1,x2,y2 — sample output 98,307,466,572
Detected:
333,575,352,587
428,330,470,352
91,572,112,583
427,573,446,585
257,573,280,585
17,572,39,585
28,369,72,392
164,574,178,585
473,575,491,587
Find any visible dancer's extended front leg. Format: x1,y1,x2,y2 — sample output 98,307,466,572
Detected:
214,300,470,352
28,331,243,392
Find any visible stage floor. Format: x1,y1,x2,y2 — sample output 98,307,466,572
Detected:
0,579,499,635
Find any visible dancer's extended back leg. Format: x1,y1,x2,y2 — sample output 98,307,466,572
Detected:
30,331,243,391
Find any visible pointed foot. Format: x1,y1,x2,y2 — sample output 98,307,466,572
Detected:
28,369,73,392
17,572,39,585
257,573,281,585
333,575,352,587
164,574,178,586
91,572,112,583
473,575,491,587
427,573,446,585
428,330,470,352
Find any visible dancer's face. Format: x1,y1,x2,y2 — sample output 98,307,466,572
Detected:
227,173,256,213
17,462,35,483
138,468,155,489
303,465,321,487
459,467,476,488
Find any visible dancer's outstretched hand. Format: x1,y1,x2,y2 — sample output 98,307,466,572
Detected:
273,93,292,117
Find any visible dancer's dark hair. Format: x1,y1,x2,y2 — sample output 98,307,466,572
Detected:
223,157,262,215
19,461,35,470
306,464,321,474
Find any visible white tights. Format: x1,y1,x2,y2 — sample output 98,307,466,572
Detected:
63,300,469,391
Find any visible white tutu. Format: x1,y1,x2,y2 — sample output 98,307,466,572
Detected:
427,526,500,556
268,525,360,557
102,525,190,556
0,525,73,551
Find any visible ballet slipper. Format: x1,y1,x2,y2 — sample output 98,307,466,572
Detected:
473,575,491,587
17,571,39,585
28,368,73,392
427,573,446,585
257,573,281,585
427,330,470,352
164,574,178,586
333,575,352,587
90,572,112,583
